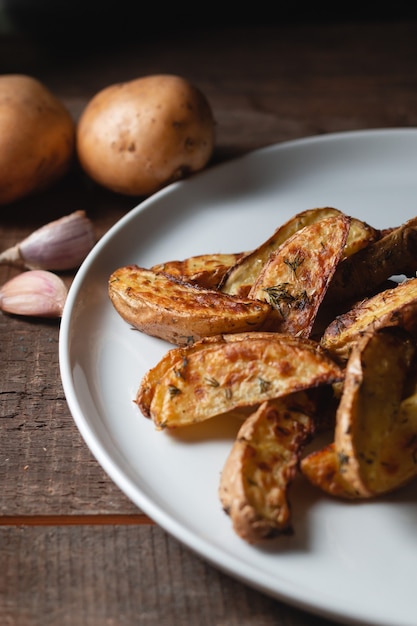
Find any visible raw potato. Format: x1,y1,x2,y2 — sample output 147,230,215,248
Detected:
76,74,216,196
0,74,75,205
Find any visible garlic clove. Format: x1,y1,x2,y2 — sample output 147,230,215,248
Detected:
0,270,68,318
0,210,96,271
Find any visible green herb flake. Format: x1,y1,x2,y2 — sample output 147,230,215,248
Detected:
205,376,220,387
338,451,350,467
258,377,272,393
168,385,181,397
263,284,310,317
284,253,305,275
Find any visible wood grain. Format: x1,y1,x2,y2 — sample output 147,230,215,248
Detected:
0,525,335,626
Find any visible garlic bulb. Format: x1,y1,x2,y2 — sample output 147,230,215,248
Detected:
0,270,68,318
0,210,95,271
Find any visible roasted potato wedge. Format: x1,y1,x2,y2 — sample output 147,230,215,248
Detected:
219,394,316,542
108,265,271,345
151,252,245,290
248,215,350,337
137,332,344,429
321,276,417,363
324,215,417,307
334,326,417,497
138,331,328,417
219,207,344,297
220,207,379,298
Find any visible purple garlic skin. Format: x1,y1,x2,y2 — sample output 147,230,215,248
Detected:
0,210,96,271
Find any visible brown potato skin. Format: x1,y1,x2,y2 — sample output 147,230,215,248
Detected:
219,396,316,543
108,265,271,346
76,74,216,196
0,74,75,205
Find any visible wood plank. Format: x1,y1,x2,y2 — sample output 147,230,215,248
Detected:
0,525,336,626
0,515,152,526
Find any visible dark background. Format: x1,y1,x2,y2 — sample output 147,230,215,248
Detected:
3,1,417,53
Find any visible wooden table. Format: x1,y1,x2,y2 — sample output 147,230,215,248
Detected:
1,13,417,626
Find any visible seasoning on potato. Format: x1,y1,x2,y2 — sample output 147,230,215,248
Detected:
109,207,417,543
0,74,75,205
76,74,216,197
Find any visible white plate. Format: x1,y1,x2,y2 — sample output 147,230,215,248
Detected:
59,129,417,626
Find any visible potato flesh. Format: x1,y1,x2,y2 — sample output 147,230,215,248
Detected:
220,207,345,297
140,333,343,429
300,443,364,499
335,327,417,496
151,252,245,290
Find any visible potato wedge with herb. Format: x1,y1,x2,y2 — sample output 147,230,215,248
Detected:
220,207,379,298
219,394,316,542
334,326,417,497
220,207,344,297
138,331,327,417
321,276,417,363
151,252,245,290
138,333,229,417
138,332,344,429
108,265,271,345
248,215,350,337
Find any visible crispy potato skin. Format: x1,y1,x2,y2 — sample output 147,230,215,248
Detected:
219,395,316,543
220,207,344,297
108,265,271,345
324,216,417,307
249,215,350,337
0,74,75,205
76,74,215,196
321,277,417,364
220,207,379,298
